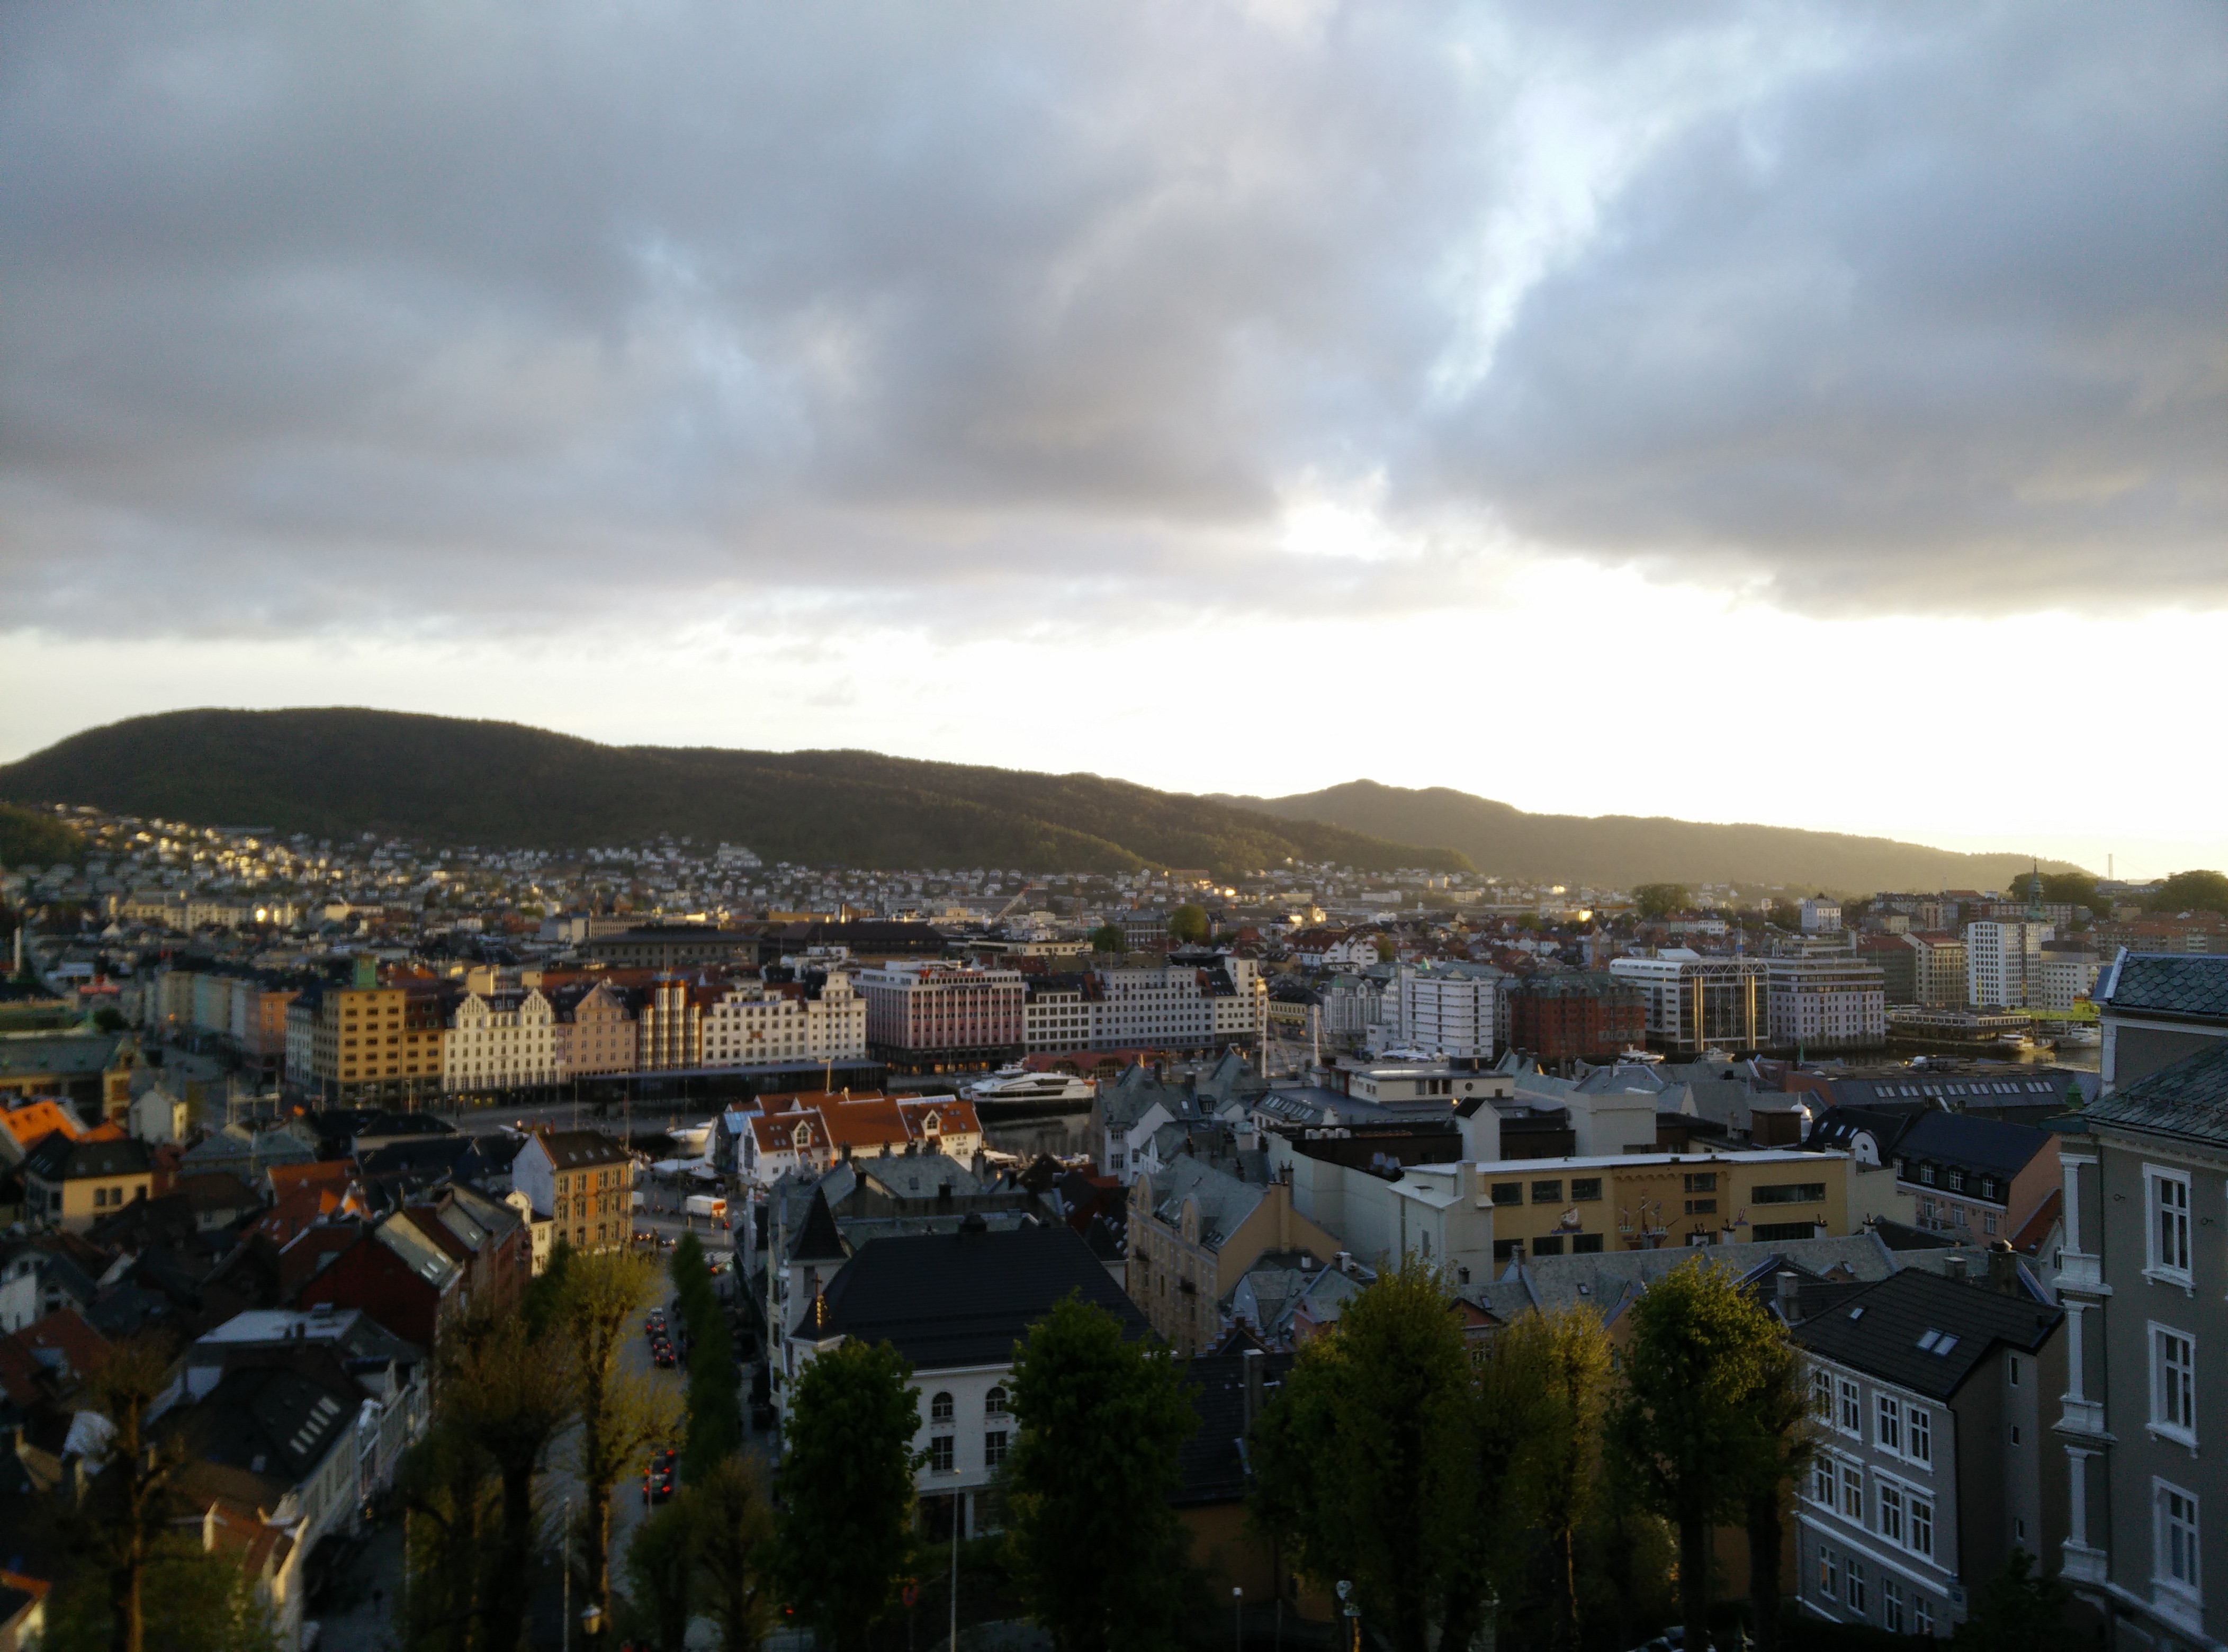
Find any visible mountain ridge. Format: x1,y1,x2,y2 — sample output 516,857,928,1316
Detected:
0,709,1471,879
1215,779,2083,893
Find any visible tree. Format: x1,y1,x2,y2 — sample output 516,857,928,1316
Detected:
1251,1259,1503,1652
556,1249,685,1630
1005,1296,1198,1652
672,1235,743,1478
1632,884,1690,921
65,1332,184,1652
624,1496,697,1652
2038,872,2100,911
1500,1307,1611,1652
1739,1341,1814,1652
395,1414,498,1652
1373,932,1397,962
1089,922,1126,955
1169,904,1210,946
1609,1259,1785,1652
439,1311,574,1651
1952,1549,2082,1652
2148,869,2228,916
39,1537,283,1652
774,1339,923,1651
693,1453,777,1652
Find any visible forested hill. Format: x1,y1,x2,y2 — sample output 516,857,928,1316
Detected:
0,710,1470,879
1218,779,2080,893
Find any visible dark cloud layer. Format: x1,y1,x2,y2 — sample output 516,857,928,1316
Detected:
2,0,2221,638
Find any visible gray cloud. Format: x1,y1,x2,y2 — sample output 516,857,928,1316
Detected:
2,0,2221,639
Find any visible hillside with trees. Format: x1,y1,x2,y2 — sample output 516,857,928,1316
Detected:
0,708,1470,879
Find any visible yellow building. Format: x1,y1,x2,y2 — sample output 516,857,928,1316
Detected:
1477,1148,1850,1266
309,960,447,1106
22,1133,155,1234
1128,1154,1343,1355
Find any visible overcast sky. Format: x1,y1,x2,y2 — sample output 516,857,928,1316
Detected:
3,1,2224,874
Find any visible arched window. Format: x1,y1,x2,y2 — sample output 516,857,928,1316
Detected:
984,1386,1008,1416
930,1391,955,1424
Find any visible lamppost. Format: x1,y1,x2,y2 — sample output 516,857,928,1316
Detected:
1233,1586,1244,1652
1336,1581,1359,1652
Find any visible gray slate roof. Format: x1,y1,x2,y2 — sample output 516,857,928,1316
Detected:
2085,1040,2228,1146
1895,1111,2054,1180
1473,1233,1899,1326
2099,953,2228,1021
1790,1268,2062,1400
1142,1154,1269,1251
806,1224,1146,1369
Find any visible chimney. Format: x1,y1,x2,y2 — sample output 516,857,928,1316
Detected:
1986,1240,2022,1296
1336,1251,1353,1276
1944,1254,1969,1282
1775,1269,1801,1326
1241,1347,1265,1435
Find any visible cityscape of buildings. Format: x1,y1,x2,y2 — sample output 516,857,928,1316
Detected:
2,795,2224,1652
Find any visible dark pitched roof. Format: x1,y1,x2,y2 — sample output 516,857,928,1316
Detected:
788,1186,848,1265
2099,953,2228,1021
2083,1039,2228,1147
535,1129,631,1169
23,1134,152,1183
806,1224,1148,1370
1894,1111,2053,1180
1174,1349,1290,1505
177,1351,364,1485
1790,1268,2061,1401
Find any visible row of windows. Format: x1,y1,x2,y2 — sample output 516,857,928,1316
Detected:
1815,1370,1936,1468
1492,1178,1606,1206
1811,1453,1936,1560
1814,1544,1935,1635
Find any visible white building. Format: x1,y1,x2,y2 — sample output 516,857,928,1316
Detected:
1023,978,1091,1054
442,988,557,1093
1607,951,1769,1053
1388,964,1502,1057
2031,942,2100,1012
1765,958,1887,1052
701,975,865,1068
1965,921,2050,1010
1801,899,1844,934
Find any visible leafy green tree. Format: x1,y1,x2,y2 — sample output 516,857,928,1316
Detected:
440,1311,575,1651
63,1333,184,1652
774,1339,923,1651
395,1414,498,1652
39,1538,282,1652
1169,904,1210,946
1632,884,1690,921
2149,869,2228,915
556,1249,685,1631
1251,1259,1507,1652
671,1233,743,1477
2038,872,2099,910
1005,1296,1198,1651
1952,1549,2082,1652
693,1454,777,1652
1740,1341,1814,1652
1089,922,1127,954
624,1495,697,1652
1501,1307,1611,1652
1609,1259,1785,1652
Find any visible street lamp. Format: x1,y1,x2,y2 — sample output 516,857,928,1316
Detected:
1233,1586,1243,1652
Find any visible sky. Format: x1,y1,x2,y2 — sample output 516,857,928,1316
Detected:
3,1,2224,877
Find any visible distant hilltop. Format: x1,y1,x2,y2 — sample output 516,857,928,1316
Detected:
0,707,2073,892
0,708,1467,881
1214,779,2082,893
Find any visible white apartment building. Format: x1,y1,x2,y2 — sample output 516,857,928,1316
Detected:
701,975,866,1068
444,988,557,1093
1023,979,1091,1054
1766,958,1887,1052
1903,933,1969,1009
1090,966,1217,1050
1965,921,2050,1010
2031,943,2100,1013
1608,951,1769,1053
1389,964,1502,1057
1801,899,1844,934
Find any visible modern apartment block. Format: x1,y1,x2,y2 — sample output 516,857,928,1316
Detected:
1966,921,2050,1010
307,959,448,1107
1388,963,1501,1058
1766,957,1888,1052
2052,1031,2226,1649
856,960,1026,1071
1608,951,1769,1054
1906,932,1972,1009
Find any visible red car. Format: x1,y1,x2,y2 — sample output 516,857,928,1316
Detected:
642,1462,676,1505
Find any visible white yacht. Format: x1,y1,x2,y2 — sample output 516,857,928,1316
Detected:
959,1066,1098,1107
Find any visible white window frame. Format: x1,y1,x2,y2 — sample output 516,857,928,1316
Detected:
1883,1578,1905,1634
1877,1477,1905,1545
1812,1453,1836,1507
1840,1462,1865,1525
1907,1404,1933,1469
1837,1377,1863,1437
1876,1393,1902,1453
2153,1479,2201,1604
1908,1488,1935,1560
2149,1323,2198,1447
1912,1592,1934,1636
2144,1166,2194,1289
